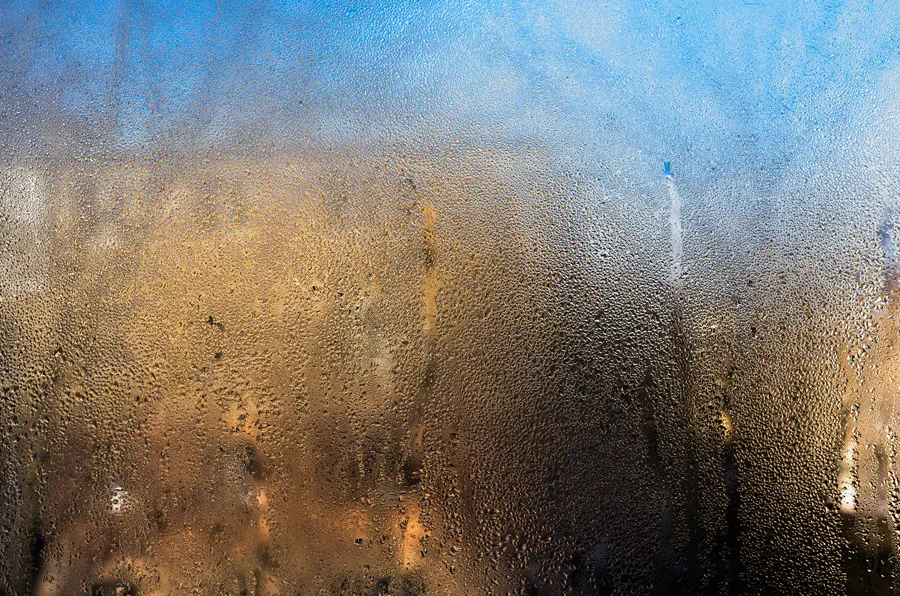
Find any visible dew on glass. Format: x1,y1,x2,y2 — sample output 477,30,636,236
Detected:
1,1,898,594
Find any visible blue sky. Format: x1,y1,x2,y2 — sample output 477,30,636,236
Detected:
2,0,898,168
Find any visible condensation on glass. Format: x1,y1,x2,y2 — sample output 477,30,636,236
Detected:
1,1,899,594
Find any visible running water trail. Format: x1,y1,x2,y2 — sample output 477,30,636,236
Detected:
666,168,683,289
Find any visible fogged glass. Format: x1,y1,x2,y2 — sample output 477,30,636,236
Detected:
1,1,897,594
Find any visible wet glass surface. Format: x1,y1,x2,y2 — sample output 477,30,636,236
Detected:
2,1,900,594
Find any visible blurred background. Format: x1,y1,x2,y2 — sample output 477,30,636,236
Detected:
2,1,900,593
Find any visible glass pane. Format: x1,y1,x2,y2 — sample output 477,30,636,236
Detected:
0,1,896,594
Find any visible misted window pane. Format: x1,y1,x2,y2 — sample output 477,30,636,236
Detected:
0,1,896,594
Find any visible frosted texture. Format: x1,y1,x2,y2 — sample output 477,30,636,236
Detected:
1,1,899,594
